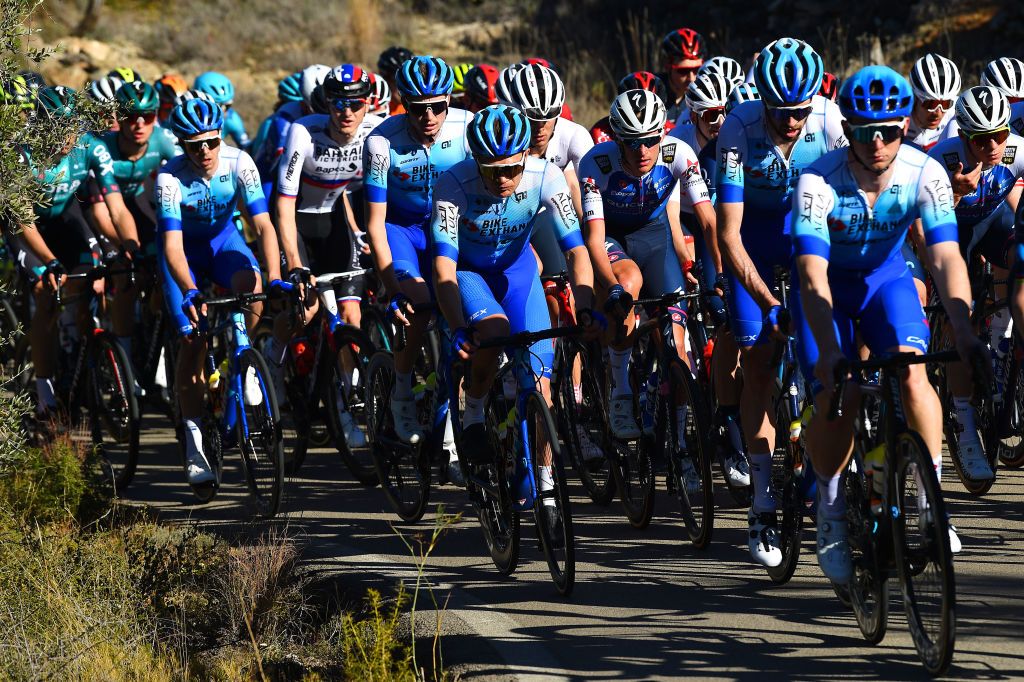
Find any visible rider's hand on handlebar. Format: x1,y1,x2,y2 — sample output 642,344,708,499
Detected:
388,292,413,327
576,307,607,341
602,284,634,320
763,303,790,341
43,259,65,292
181,288,206,330
814,345,848,405
451,326,477,361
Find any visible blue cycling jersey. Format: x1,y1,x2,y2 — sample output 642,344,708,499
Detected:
155,145,268,240
222,108,250,150
362,107,473,227
430,156,584,272
254,101,303,176
928,133,1024,233
792,144,958,271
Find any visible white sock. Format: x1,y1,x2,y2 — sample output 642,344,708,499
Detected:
749,451,775,513
816,471,845,520
116,335,132,359
35,377,56,411
573,383,583,405
952,397,977,438
675,404,689,449
608,347,632,398
154,346,168,388
321,287,339,318
444,411,458,462
539,465,556,506
184,418,204,460
393,371,413,400
464,394,486,427
991,308,1012,348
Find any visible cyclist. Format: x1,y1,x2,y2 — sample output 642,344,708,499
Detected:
368,72,392,118
590,72,673,145
194,72,249,150
108,67,142,84
251,72,303,166
657,28,707,122
431,104,598,536
791,66,986,582
726,82,759,113
463,64,500,113
5,86,139,419
578,89,714,485
927,85,1024,479
450,62,474,107
362,55,472,479
671,70,731,154
156,98,284,486
818,71,840,102
377,46,415,115
1,74,34,120
700,56,745,93
982,58,1024,104
716,37,846,568
155,73,189,124
84,75,123,131
905,53,960,151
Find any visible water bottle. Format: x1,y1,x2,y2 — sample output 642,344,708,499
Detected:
863,443,886,516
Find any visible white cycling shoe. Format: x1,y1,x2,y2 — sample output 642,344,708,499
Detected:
679,454,701,495
391,395,424,444
723,451,751,487
338,408,367,448
748,508,783,568
609,396,640,439
576,423,604,463
186,449,215,486
955,437,994,481
816,510,852,585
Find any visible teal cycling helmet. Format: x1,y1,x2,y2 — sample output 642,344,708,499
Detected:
838,66,913,121
194,71,235,105
116,80,160,114
36,85,77,118
166,98,223,139
395,55,454,98
278,72,303,103
467,104,531,159
726,82,759,113
753,37,823,107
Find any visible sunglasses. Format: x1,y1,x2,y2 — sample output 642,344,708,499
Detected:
670,65,701,76
698,107,725,126
848,122,904,144
477,158,525,182
766,104,813,122
966,126,1010,145
182,136,222,153
619,134,662,150
332,97,366,112
405,99,448,117
921,99,953,113
119,111,156,125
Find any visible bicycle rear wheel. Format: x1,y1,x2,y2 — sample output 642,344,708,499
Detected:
325,326,378,485
235,348,285,518
613,340,656,529
892,431,956,676
997,347,1024,468
360,304,394,353
366,352,431,522
665,356,714,548
845,453,888,644
88,333,141,492
525,390,575,596
766,395,804,583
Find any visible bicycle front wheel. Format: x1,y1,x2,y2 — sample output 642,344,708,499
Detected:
845,453,888,644
892,431,956,676
665,356,714,549
325,326,378,485
525,390,575,596
235,348,285,518
766,394,804,583
88,333,141,492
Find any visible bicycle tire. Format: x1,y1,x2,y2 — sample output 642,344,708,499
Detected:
282,370,311,476
665,356,715,549
997,347,1024,468
325,325,378,485
613,339,656,529
892,430,956,677
478,385,520,575
0,294,20,367
845,452,888,644
174,416,223,503
366,352,431,522
525,390,575,596
360,304,394,354
235,347,285,518
87,332,141,493
766,394,804,583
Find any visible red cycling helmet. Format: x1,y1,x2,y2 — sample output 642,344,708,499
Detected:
661,28,707,62
465,63,500,106
819,71,840,101
618,71,669,103
522,57,560,75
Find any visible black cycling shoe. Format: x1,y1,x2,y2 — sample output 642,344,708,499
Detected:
541,504,564,549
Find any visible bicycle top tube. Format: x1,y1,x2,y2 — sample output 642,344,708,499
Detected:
629,290,701,310
475,325,582,351
315,269,373,287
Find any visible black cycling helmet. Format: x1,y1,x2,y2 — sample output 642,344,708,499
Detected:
377,46,414,77
18,70,47,90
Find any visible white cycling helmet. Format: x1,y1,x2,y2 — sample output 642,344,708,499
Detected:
300,64,331,107
495,64,524,107
509,63,565,120
175,88,216,107
609,89,666,138
700,56,744,89
686,71,731,112
85,76,124,104
981,58,1024,100
955,85,1011,135
909,53,961,102
370,72,391,115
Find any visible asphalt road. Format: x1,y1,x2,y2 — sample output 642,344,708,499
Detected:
127,407,1024,681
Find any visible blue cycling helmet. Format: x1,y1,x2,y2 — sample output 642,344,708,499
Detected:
166,98,223,139
395,55,454,98
278,72,303,103
194,71,235,105
753,38,823,106
838,66,913,121
727,82,760,113
467,104,531,159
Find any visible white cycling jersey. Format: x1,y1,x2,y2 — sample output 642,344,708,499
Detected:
537,117,593,171
905,108,956,151
278,113,383,214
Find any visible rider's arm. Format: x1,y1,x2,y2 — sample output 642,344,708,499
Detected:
917,160,972,335
542,162,594,310
85,195,118,244
796,253,840,355
363,133,401,297
88,137,140,248
17,220,58,264
155,170,195,291
161,229,198,292
102,191,140,250
576,156,617,291
791,170,839,354
429,193,466,329
236,151,282,282
275,123,310,272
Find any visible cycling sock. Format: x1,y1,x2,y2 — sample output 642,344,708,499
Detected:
720,405,745,455
816,471,845,520
393,371,413,400
154,346,168,388
675,404,689,450
116,335,132,359
608,347,632,398
183,418,204,461
539,465,556,506
35,377,56,412
463,394,486,428
749,451,775,513
991,308,1012,344
573,383,583,405
952,397,977,439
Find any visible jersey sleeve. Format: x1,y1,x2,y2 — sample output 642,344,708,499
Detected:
918,157,958,246
277,122,311,198
225,109,250,149
429,171,462,262
790,169,835,260
363,133,391,204
577,153,605,223
822,98,849,150
716,114,746,204
236,151,269,217
86,135,120,196
566,123,595,170
155,169,182,233
669,139,710,208
540,162,585,251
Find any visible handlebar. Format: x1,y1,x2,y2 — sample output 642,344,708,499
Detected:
475,325,582,351
827,348,961,420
